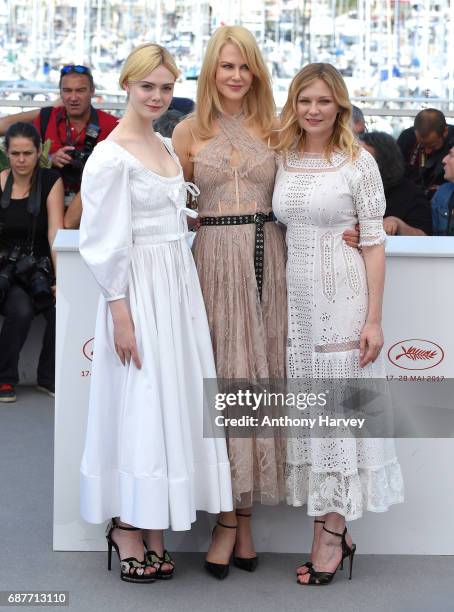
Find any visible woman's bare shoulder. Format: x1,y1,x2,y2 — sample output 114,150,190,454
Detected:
173,115,198,140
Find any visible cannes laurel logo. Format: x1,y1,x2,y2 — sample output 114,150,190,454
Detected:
387,339,444,370
82,338,94,362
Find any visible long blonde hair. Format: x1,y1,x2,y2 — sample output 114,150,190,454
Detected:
277,63,359,160
119,43,179,89
195,26,275,138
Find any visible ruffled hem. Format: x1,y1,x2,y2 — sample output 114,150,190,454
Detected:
284,459,404,521
80,461,233,531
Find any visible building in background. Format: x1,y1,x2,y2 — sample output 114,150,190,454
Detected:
1,0,454,121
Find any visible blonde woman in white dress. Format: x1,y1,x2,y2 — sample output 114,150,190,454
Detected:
79,43,232,583
272,63,404,586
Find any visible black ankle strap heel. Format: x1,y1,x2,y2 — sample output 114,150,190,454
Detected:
204,521,237,580
233,512,258,572
106,518,155,584
298,525,356,586
296,519,326,574
144,549,175,580
322,526,356,577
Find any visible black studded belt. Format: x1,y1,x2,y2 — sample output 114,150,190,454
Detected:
200,212,274,300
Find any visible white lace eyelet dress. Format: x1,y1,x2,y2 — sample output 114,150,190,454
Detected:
272,148,404,520
78,135,233,530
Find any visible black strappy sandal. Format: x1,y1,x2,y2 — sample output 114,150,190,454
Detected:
233,512,259,572
204,521,237,580
297,526,356,586
106,519,155,583
144,549,175,580
296,519,326,574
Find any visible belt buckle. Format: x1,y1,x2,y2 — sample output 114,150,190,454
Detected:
254,212,266,225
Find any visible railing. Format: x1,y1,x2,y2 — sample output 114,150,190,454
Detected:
3,98,454,118
1,91,454,137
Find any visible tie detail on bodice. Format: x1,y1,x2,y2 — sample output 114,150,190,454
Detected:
192,113,276,216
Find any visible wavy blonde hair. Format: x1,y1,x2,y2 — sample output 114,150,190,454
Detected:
277,63,359,160
195,26,275,138
119,43,179,89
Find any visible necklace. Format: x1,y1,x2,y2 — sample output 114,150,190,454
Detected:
12,184,31,199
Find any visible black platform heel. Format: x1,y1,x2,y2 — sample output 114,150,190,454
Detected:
106,519,155,583
144,549,175,580
298,526,356,586
233,512,258,572
204,521,237,580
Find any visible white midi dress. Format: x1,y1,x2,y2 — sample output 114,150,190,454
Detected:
272,148,404,521
79,136,233,530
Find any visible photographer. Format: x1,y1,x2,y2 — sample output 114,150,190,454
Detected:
0,123,64,402
360,131,432,235
397,109,454,200
0,65,117,228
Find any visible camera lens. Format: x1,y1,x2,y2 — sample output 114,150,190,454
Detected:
0,262,15,298
29,257,54,311
15,254,36,276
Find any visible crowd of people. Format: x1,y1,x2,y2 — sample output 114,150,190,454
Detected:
0,22,451,586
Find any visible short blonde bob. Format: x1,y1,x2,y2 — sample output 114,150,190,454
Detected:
277,63,359,160
119,43,179,89
195,26,275,138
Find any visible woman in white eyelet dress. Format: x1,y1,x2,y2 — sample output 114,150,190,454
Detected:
273,148,404,518
272,63,403,585
78,45,232,545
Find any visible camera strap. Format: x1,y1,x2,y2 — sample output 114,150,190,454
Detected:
1,168,41,215
60,106,100,147
0,169,42,255
0,171,13,209
39,106,53,142
25,168,42,255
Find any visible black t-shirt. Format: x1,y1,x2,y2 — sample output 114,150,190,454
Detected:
397,125,454,197
0,168,60,258
385,177,433,235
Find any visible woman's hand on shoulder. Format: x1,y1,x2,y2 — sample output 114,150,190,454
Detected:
359,321,384,367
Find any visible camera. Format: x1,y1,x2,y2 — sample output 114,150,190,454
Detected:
0,245,22,304
0,245,54,310
68,147,91,170
15,252,54,311
63,122,100,185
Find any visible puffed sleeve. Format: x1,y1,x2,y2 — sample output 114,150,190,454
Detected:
351,149,387,247
79,146,132,301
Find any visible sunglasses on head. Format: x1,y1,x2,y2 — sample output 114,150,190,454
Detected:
60,64,92,76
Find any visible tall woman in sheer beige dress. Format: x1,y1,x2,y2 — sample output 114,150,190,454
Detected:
173,26,286,578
